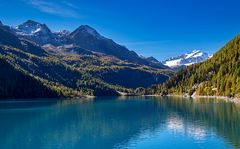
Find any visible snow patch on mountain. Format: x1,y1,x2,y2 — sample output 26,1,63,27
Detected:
163,50,212,69
14,20,51,36
54,30,70,37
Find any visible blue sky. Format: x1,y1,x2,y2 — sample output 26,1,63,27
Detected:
0,0,240,60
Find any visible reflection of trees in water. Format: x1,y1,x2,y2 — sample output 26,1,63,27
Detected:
0,97,239,149
0,98,165,149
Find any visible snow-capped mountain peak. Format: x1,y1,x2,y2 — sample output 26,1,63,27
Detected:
14,20,51,36
163,50,212,69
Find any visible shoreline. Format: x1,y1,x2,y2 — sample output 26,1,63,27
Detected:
192,95,240,104
146,94,240,104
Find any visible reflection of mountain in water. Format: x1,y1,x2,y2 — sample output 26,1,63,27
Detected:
156,97,240,148
0,97,239,149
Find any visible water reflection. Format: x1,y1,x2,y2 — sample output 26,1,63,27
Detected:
167,115,207,141
0,97,239,149
167,115,184,133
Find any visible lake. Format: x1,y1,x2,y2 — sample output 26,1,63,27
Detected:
0,96,239,149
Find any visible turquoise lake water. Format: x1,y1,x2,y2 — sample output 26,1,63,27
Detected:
0,96,239,149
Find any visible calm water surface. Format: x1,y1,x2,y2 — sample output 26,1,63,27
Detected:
0,96,240,149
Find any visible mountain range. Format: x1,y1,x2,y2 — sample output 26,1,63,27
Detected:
0,20,172,99
162,50,212,69
1,19,237,99
11,20,167,69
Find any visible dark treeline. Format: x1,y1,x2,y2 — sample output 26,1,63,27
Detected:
0,58,59,99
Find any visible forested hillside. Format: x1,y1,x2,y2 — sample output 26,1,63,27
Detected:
0,23,172,99
147,34,240,98
0,57,59,99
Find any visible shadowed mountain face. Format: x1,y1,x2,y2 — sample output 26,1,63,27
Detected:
11,20,167,69
0,58,58,99
69,25,140,62
0,22,172,98
12,20,63,46
0,25,47,56
0,25,23,49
